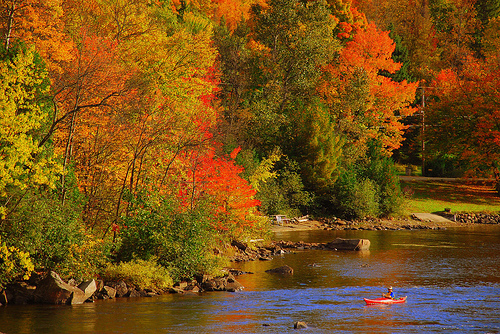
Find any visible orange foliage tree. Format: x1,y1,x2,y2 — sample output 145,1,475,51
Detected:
320,21,418,157
426,55,500,189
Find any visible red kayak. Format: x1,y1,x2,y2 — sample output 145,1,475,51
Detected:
364,296,407,305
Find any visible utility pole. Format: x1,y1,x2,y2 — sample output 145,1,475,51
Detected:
421,87,426,177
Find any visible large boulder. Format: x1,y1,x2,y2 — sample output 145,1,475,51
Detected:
326,238,370,251
265,265,294,275
2,283,36,305
201,276,226,291
225,274,244,292
98,286,117,299
114,280,129,297
78,279,97,301
34,271,87,305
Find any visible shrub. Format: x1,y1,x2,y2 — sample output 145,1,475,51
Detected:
257,159,312,218
0,236,34,288
6,187,89,272
117,192,224,281
3,178,115,281
364,151,405,216
333,172,380,219
332,143,406,219
102,259,173,291
62,232,114,281
425,153,464,177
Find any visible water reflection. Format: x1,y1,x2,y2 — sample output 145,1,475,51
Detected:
1,226,499,333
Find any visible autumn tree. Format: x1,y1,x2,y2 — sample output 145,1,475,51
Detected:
0,0,73,71
426,54,500,190
247,0,342,194
318,3,418,218
321,21,418,156
0,43,61,218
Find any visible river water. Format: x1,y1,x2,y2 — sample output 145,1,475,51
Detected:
1,226,499,333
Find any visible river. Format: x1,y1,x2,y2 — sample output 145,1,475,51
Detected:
1,226,499,333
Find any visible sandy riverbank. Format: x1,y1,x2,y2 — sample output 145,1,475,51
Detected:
270,216,464,233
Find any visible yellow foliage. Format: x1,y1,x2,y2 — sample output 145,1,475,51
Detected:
63,231,110,280
0,45,62,216
103,259,173,290
248,150,281,191
0,236,34,288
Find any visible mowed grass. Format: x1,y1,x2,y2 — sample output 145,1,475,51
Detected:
400,178,500,213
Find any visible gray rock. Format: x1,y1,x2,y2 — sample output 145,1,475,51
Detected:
199,273,244,292
225,274,244,292
169,287,185,294
100,286,116,299
326,238,370,251
114,280,128,297
128,289,145,298
265,265,294,275
34,271,86,304
173,282,188,290
201,277,226,291
3,283,35,305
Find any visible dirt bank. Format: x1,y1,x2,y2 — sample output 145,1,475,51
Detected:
270,216,463,233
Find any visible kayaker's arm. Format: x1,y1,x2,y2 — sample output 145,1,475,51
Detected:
382,292,395,299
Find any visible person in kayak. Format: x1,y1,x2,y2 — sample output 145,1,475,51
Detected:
382,286,394,299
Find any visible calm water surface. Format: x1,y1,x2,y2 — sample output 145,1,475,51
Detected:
1,226,499,333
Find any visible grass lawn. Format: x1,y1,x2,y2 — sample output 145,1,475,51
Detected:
400,178,500,213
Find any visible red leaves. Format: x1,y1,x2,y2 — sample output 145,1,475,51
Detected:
179,146,260,235
341,22,400,75
230,146,242,160
427,55,500,175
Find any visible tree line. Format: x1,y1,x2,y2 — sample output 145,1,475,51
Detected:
0,0,498,286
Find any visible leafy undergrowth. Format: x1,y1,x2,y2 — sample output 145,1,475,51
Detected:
102,259,173,291
400,178,500,213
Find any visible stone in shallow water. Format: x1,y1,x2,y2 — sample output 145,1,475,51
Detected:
265,265,293,275
294,321,308,329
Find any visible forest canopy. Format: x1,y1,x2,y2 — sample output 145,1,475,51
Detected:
1,0,498,284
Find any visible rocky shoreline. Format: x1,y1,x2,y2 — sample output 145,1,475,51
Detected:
272,211,500,233
272,217,453,233
452,212,500,224
0,270,246,306
2,212,498,307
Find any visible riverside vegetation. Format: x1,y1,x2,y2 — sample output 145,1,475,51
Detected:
2,0,500,305
2,178,499,305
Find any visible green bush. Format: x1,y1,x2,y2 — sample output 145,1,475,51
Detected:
332,144,405,219
333,172,380,219
256,159,312,218
5,186,89,270
364,151,405,216
2,175,115,281
102,259,173,291
117,191,223,281
425,153,464,177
